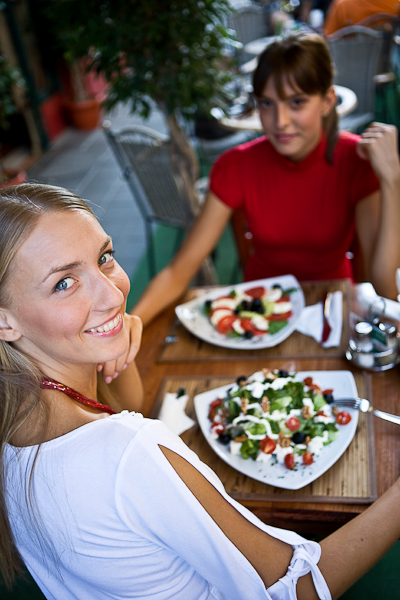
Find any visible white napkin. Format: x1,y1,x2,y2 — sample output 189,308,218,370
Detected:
355,282,400,322
295,290,343,347
158,392,195,435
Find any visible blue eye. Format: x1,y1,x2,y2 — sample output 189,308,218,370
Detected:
257,98,272,109
292,97,306,108
99,250,115,266
55,277,74,292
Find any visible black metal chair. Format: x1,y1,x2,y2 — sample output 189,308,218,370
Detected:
227,3,269,65
103,121,217,283
357,12,400,73
357,12,400,126
327,26,384,132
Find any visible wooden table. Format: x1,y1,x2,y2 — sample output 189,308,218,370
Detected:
136,282,400,535
220,85,358,132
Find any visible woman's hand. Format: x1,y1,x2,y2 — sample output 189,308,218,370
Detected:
97,313,142,384
357,123,400,183
355,123,400,299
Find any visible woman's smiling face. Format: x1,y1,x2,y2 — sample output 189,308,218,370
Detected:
4,209,131,372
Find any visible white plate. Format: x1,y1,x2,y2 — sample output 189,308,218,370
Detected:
194,371,358,490
175,275,305,350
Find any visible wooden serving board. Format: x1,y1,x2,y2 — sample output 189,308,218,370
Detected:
158,280,350,362
152,372,377,504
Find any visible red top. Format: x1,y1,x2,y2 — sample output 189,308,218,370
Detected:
210,132,380,283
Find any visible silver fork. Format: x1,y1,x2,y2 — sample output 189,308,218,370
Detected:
334,398,400,425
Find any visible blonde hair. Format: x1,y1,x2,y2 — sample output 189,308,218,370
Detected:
0,183,96,586
253,32,338,163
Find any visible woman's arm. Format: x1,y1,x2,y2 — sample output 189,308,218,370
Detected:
98,313,144,411
106,360,144,412
161,445,400,600
132,192,233,326
318,480,400,598
355,123,400,299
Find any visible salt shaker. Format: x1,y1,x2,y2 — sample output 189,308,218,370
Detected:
346,319,400,371
346,322,375,369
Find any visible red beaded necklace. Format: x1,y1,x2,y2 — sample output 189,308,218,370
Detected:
41,376,116,415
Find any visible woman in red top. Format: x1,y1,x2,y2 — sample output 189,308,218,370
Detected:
133,32,400,326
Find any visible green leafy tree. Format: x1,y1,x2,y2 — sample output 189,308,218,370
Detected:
36,0,235,209
0,53,26,182
0,56,23,129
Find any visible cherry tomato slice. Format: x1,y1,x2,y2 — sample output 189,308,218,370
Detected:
336,411,352,425
211,422,225,435
276,296,291,303
240,318,265,336
302,451,314,465
322,389,333,395
308,383,321,393
210,398,223,409
268,311,292,321
284,453,295,470
216,314,237,334
245,286,265,299
286,416,301,431
259,437,276,454
303,377,313,386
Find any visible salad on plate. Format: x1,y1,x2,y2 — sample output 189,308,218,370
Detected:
207,368,352,470
204,283,297,340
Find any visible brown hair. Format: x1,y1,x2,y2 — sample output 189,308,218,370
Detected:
0,183,96,587
253,32,338,163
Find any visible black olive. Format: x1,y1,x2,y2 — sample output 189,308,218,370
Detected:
324,393,334,404
244,330,253,339
205,299,212,308
272,284,282,289
218,432,231,445
236,375,247,386
233,308,240,315
292,432,306,444
240,300,249,311
251,299,264,314
278,369,289,378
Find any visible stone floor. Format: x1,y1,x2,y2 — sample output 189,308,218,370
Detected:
27,103,169,280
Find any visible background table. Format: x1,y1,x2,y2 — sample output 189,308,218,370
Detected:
244,35,277,56
136,281,400,534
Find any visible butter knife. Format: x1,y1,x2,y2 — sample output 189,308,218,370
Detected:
321,292,332,343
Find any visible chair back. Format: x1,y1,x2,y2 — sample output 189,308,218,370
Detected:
327,26,384,131
103,122,194,229
357,12,400,73
228,4,268,63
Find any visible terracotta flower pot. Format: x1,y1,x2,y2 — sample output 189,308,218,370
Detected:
0,170,27,188
63,95,104,130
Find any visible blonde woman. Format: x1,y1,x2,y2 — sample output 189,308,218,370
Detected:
1,183,400,600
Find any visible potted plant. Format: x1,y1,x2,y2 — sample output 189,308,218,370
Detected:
0,52,27,187
34,0,236,209
61,55,107,130
31,1,107,131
